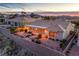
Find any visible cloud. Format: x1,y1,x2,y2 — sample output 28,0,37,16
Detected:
0,3,79,12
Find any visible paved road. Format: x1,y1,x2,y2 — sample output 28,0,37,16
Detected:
63,31,77,53
0,27,65,56
62,32,75,50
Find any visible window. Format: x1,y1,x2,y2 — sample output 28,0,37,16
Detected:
8,21,11,24
15,22,18,26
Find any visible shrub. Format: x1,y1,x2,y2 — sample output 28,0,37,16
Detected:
35,40,41,44
10,27,16,34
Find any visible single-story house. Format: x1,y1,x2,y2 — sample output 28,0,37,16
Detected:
16,19,75,40
5,16,75,40
5,16,41,26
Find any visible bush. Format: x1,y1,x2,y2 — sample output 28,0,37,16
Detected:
59,43,64,49
59,39,66,49
10,27,16,34
5,46,13,55
61,39,66,43
3,40,16,55
0,14,5,23
35,40,41,44
56,39,60,41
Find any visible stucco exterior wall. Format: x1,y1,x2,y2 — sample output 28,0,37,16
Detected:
55,32,63,40
63,22,75,39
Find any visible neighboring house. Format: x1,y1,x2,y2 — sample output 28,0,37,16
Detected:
5,16,25,26
5,16,41,27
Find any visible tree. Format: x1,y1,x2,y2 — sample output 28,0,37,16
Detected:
71,21,79,29
30,13,35,17
10,27,16,34
3,40,16,55
59,43,64,49
59,39,66,49
21,12,26,16
43,16,56,20
8,14,18,19
43,16,50,20
4,45,12,55
0,14,5,23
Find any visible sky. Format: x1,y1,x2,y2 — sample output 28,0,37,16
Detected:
0,3,79,12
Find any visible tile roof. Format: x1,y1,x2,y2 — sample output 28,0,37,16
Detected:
28,19,69,32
